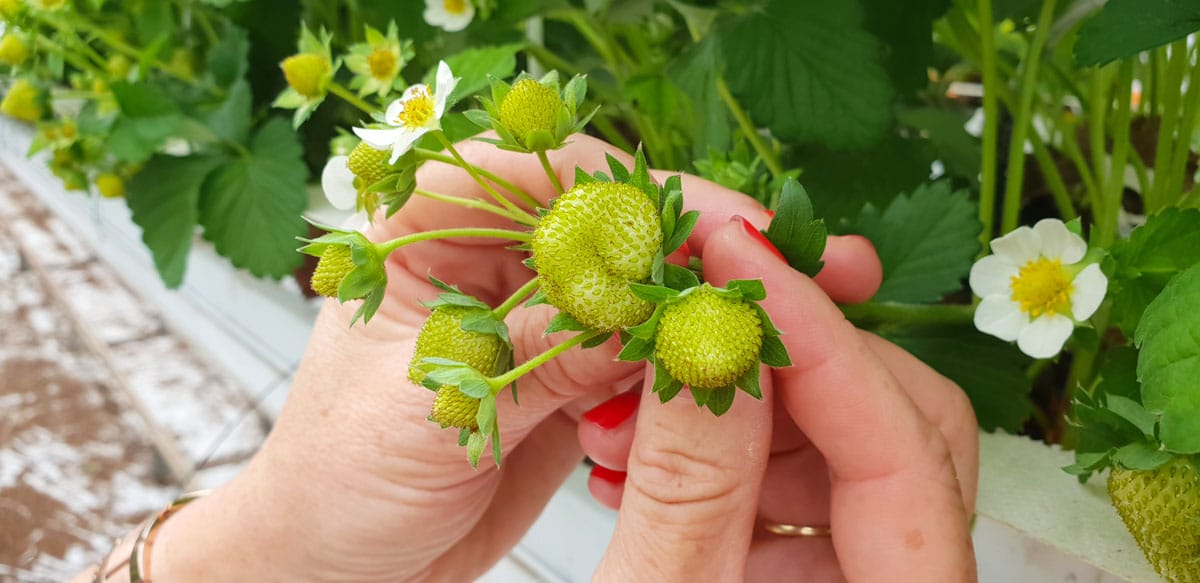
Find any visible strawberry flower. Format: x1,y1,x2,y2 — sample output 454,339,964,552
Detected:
320,156,370,230
423,0,475,32
353,61,459,164
969,218,1108,359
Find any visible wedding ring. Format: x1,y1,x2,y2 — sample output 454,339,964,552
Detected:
760,520,832,537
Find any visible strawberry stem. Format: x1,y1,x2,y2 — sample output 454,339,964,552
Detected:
493,278,541,319
413,188,539,227
488,331,604,391
415,149,542,210
327,82,377,116
537,150,565,195
375,227,531,255
434,132,535,218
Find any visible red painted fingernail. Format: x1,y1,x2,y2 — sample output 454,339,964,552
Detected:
582,391,640,430
591,465,627,484
679,240,692,258
733,215,787,262
764,209,775,218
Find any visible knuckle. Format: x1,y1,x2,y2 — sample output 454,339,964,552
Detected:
625,422,747,524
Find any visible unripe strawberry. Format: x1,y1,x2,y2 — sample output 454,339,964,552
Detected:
95,173,125,198
311,245,354,298
498,79,562,151
1108,457,1200,582
107,54,132,79
0,0,19,20
0,33,27,66
347,141,392,188
430,384,481,429
409,305,510,386
655,285,763,389
1,79,41,122
281,53,331,98
532,181,662,331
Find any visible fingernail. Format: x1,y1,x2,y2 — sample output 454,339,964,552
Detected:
591,465,627,484
678,240,692,258
764,209,775,218
582,391,640,430
733,215,786,262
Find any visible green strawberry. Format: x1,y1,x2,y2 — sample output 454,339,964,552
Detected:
347,141,393,188
311,245,354,298
498,79,563,151
281,53,331,98
1108,457,1200,582
532,181,662,331
655,284,763,390
409,305,510,388
430,384,481,430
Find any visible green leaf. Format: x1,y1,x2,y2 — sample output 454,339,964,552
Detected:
1109,209,1200,334
1135,263,1200,453
198,118,308,279
764,179,827,277
1075,0,1200,66
797,134,937,226
108,81,183,163
426,44,522,104
629,283,679,303
896,106,981,185
582,333,612,349
127,154,224,287
202,79,253,144
861,0,950,96
1095,346,1141,402
883,325,1032,432
662,264,700,291
1111,441,1174,471
846,182,980,303
206,25,250,87
718,0,893,148
617,336,655,362
669,37,730,157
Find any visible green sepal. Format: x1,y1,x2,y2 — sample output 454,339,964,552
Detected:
466,430,487,467
416,357,493,398
735,364,763,399
764,179,827,277
463,108,493,129
522,256,537,270
629,282,680,303
574,166,599,185
545,311,589,334
491,422,503,467
705,386,736,416
691,386,711,407
726,279,766,301
651,252,666,285
606,153,631,182
476,393,497,436
525,288,550,307
617,335,655,361
760,335,791,368
627,304,666,340
297,225,389,325
664,210,698,256
458,427,471,446
582,332,613,349
460,309,512,345
662,263,700,291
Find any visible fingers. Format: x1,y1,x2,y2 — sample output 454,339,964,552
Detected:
596,369,773,581
702,220,976,582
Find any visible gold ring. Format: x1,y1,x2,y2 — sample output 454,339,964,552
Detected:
760,521,832,537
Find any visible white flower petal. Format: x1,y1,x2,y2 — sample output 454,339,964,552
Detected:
1017,314,1074,359
385,96,411,125
1070,263,1108,321
340,211,371,232
975,295,1028,342
388,129,425,163
353,126,405,150
423,0,474,32
990,226,1042,265
320,156,357,210
969,255,1019,297
434,60,459,118
1033,218,1086,263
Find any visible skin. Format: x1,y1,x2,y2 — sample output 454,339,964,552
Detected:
84,135,976,582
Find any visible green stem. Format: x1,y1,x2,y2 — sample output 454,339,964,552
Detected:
488,331,601,390
413,189,538,227
1130,151,1153,200
33,36,103,77
537,150,565,195
1088,68,1111,207
1097,61,1133,247
1000,0,1056,234
976,0,1001,246
415,149,542,210
434,133,535,218
1030,135,1077,220
1164,48,1200,207
1149,40,1188,211
715,76,784,179
839,302,976,328
376,227,530,255
492,278,541,320
1059,122,1101,207
327,82,376,115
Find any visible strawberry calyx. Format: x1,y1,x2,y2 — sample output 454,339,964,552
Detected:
617,280,790,416
297,219,388,324
467,70,598,154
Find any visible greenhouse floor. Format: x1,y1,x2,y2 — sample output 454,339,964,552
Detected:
0,165,269,581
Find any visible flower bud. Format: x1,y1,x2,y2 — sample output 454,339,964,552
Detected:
281,53,332,99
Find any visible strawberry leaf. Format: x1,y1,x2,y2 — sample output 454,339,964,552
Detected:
1135,262,1200,453
764,179,827,277
706,386,736,415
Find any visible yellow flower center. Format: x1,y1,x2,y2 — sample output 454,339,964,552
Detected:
395,87,434,128
1010,257,1072,318
444,0,468,14
367,47,396,80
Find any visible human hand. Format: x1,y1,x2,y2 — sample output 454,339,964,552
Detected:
582,209,980,581
144,134,936,582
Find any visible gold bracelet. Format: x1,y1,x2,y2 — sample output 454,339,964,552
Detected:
128,490,210,583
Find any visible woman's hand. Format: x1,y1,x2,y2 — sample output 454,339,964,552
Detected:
142,134,973,582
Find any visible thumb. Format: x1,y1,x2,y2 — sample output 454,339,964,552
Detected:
596,365,772,578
